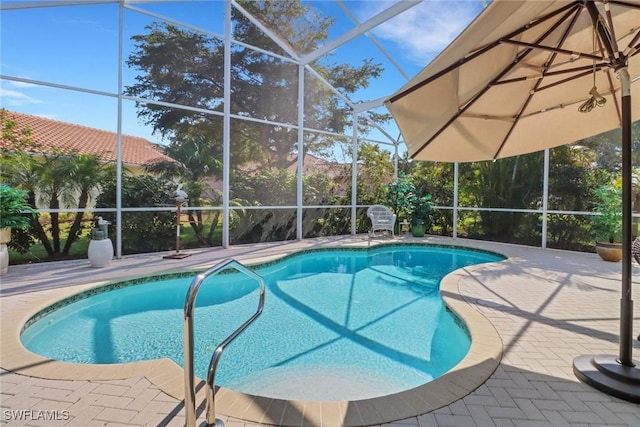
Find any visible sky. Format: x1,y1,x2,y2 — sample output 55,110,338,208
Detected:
0,0,485,150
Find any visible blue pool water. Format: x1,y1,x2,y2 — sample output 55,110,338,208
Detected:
21,245,502,400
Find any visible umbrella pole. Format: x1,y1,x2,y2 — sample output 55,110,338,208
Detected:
619,67,634,367
573,67,639,403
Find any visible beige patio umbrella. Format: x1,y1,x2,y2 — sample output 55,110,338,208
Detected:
385,0,639,402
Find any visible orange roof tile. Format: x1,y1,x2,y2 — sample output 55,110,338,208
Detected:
239,153,352,176
208,153,353,192
2,110,175,166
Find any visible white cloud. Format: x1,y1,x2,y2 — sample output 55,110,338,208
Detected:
6,80,39,89
0,87,43,106
364,1,482,66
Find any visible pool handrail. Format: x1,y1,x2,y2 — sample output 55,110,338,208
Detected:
183,258,266,427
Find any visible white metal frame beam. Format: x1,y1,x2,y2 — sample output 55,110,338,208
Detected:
335,0,411,81
2,0,564,252
300,1,421,66
231,0,301,61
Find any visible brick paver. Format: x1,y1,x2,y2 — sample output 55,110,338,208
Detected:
1,236,638,426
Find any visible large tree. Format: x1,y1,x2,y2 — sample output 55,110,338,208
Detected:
126,1,384,169
144,131,223,245
356,143,394,206
126,0,387,245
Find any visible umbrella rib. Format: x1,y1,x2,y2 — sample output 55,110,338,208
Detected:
536,20,638,91
602,1,620,56
586,1,620,67
500,39,603,61
499,0,639,156
396,0,640,162
412,3,583,159
587,0,636,128
607,0,640,12
387,1,579,104
604,66,623,125
494,4,584,159
495,64,609,86
624,31,640,56
413,4,582,158
387,40,500,104
592,8,624,127
536,68,608,92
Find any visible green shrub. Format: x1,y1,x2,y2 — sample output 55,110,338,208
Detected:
592,182,622,243
0,184,34,230
96,175,177,254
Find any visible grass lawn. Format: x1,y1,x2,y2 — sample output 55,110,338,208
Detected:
9,235,91,264
9,223,222,265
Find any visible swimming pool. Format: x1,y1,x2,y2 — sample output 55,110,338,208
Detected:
20,244,504,402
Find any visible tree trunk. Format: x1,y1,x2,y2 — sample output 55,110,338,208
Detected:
50,196,61,255
206,211,220,244
28,191,54,255
188,209,209,245
62,191,89,255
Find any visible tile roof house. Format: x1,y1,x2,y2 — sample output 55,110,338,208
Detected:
3,110,354,197
248,153,352,177
1,110,174,169
207,153,353,194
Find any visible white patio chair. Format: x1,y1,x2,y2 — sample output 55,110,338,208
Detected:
367,205,397,236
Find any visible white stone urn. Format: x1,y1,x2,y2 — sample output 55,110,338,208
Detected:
0,227,11,275
88,227,113,268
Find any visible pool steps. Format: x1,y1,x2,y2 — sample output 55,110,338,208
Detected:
184,258,266,427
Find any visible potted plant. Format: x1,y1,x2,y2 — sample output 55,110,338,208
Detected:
0,184,34,274
410,192,433,237
591,182,623,262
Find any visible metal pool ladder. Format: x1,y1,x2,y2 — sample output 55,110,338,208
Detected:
183,259,265,427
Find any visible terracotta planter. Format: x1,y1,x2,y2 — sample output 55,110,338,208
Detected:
595,241,622,262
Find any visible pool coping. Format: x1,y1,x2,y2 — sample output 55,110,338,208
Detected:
0,243,504,426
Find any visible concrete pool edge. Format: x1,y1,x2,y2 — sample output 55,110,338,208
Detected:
0,244,504,426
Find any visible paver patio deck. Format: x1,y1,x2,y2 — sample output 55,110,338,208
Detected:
1,235,639,426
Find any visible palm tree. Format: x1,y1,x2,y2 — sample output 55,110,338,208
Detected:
145,133,222,245
37,151,77,255
62,153,114,255
0,150,53,254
